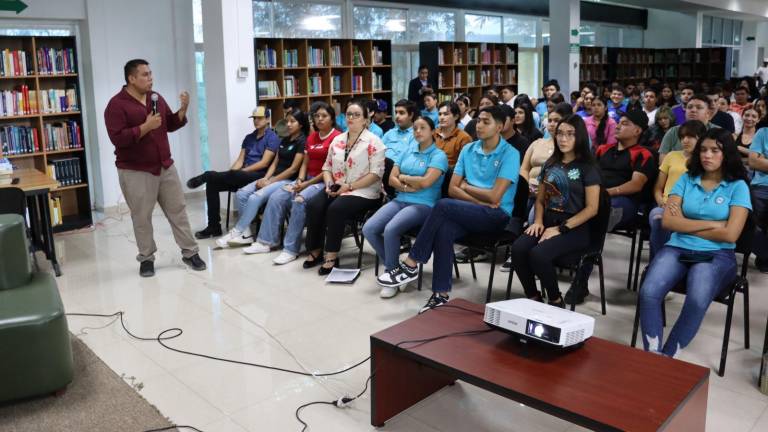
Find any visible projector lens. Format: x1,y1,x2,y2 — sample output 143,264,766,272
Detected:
525,320,561,343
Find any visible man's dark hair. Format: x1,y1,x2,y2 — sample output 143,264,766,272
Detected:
418,64,428,72
124,59,149,84
394,98,418,121
549,92,565,105
735,86,750,94
283,99,302,111
438,101,461,118
677,120,707,140
479,105,506,125
688,93,713,109
610,84,625,94
543,79,560,92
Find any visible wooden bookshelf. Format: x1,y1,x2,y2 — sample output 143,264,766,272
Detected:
579,46,732,85
255,38,392,119
419,41,519,104
0,35,91,233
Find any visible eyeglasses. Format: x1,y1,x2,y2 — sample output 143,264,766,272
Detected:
346,112,364,119
556,131,576,139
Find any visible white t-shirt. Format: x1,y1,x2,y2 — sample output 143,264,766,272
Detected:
644,107,658,127
756,66,768,84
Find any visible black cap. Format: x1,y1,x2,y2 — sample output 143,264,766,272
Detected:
620,110,649,131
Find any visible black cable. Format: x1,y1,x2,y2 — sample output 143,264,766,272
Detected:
143,426,205,432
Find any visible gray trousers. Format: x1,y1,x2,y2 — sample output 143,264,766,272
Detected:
117,165,199,262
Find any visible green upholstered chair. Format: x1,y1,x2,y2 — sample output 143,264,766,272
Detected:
0,213,73,403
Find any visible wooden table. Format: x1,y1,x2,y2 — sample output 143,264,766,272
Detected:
370,299,709,431
0,169,61,276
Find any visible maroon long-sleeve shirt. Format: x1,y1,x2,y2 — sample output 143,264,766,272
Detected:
104,87,187,175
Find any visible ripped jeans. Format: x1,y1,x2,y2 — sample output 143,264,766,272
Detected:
256,181,325,255
639,246,736,357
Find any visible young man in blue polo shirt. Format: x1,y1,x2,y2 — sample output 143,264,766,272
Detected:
748,126,768,272
187,107,279,238
382,105,521,313
382,99,418,198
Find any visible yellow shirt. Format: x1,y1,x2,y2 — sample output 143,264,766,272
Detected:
659,150,688,202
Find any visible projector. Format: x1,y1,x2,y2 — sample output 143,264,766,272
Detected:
484,299,595,348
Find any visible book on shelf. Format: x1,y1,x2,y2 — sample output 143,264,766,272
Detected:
0,125,39,155
467,69,476,86
330,45,343,66
372,72,383,91
43,120,81,151
352,46,366,66
454,71,462,87
438,72,444,88
39,86,79,113
47,156,83,187
283,49,299,67
36,47,76,75
308,73,323,95
468,48,479,65
308,46,325,67
480,70,490,85
493,49,500,64
372,46,384,65
481,44,491,64
438,93,454,103
493,69,501,84
454,48,463,64
258,80,280,98
438,48,444,64
256,46,277,68
506,47,516,65
0,85,36,116
351,75,364,93
331,75,341,94
283,75,299,97
507,69,516,84
1,49,32,77
48,196,62,226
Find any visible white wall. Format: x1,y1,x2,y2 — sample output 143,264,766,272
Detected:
740,21,759,78
758,22,768,70
643,8,699,49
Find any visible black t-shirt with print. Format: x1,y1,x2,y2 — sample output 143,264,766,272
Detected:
275,134,306,179
540,160,602,216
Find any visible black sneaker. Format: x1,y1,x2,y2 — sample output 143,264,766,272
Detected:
182,254,207,271
377,262,419,287
564,279,589,305
455,247,488,263
195,225,222,239
399,237,412,253
756,257,768,273
139,260,155,277
419,293,450,314
500,257,512,273
186,174,205,189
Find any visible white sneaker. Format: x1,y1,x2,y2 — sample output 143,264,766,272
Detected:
380,285,399,298
215,228,242,248
273,251,297,265
227,227,253,246
243,241,271,254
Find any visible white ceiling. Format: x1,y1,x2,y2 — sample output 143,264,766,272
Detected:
587,0,768,20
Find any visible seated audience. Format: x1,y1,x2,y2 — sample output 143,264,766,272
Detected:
659,84,677,108
736,107,759,168
372,99,395,134
540,92,566,138
642,89,659,126
729,86,753,116
748,122,768,272
513,104,543,144
607,85,628,121
671,85,695,126
585,96,616,149
510,114,601,307
706,90,735,133
647,106,676,151
434,101,472,167
366,100,385,139
456,95,473,129
717,96,742,134
303,100,386,275
501,104,531,155
640,128,750,358
464,94,499,140
421,91,439,126
535,80,560,118
660,94,719,161
364,116,448,297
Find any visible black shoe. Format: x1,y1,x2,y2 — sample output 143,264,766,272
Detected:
564,279,589,305
455,247,488,263
418,292,450,314
548,296,566,309
182,254,207,271
303,253,323,269
139,260,155,277
756,257,768,273
318,258,339,276
500,257,512,273
195,225,222,239
186,174,205,189
399,237,412,253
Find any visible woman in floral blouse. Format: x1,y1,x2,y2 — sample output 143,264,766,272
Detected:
304,99,386,275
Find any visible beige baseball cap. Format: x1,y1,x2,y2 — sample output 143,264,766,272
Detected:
249,106,270,118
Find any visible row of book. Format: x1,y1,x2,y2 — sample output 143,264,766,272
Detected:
351,75,365,93
372,72,384,91
284,75,300,97
0,125,39,155
37,47,76,75
47,157,83,187
39,87,79,113
372,46,384,66
1,86,35,117
352,47,366,66
44,120,82,151
308,46,325,67
308,74,323,95
581,52,608,65
283,49,299,68
329,45,344,66
256,46,278,68
257,80,280,98
332,75,341,94
1,49,32,77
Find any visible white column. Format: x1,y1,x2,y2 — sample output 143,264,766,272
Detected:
201,0,256,172
549,0,580,96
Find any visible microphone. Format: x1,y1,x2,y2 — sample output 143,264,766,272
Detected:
151,93,158,115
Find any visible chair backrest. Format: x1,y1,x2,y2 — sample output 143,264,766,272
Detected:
441,167,454,199
0,187,26,217
735,211,755,278
511,176,530,220
587,187,612,253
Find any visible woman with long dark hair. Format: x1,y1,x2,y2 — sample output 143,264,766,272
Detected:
639,128,751,357
647,105,676,151
509,114,602,307
513,104,543,143
659,84,677,108
585,96,616,150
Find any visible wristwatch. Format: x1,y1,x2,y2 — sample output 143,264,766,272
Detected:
558,222,571,234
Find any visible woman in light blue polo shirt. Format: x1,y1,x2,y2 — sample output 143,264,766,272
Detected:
376,105,520,313
363,116,448,298
639,128,751,358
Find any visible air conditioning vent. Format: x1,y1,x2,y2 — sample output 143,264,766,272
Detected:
565,329,585,346
484,308,500,326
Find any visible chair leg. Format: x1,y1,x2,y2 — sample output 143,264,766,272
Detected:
417,263,423,291
626,232,637,291
719,294,736,377
743,282,750,349
469,252,477,280
357,230,364,269
485,249,497,303
453,258,461,279
225,191,232,231
375,254,379,277
505,267,514,300
632,237,644,292
661,301,667,328
598,256,606,315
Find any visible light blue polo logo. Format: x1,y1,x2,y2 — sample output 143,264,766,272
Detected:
419,160,426,167
494,160,500,167
567,168,580,180
715,196,725,205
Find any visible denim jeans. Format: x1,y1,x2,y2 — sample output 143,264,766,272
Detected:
639,246,737,357
409,198,509,293
648,206,671,261
234,180,290,233
751,185,768,260
362,200,432,271
256,182,324,255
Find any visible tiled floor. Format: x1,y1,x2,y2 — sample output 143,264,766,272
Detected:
49,196,768,431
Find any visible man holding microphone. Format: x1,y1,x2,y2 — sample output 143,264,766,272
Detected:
104,59,206,277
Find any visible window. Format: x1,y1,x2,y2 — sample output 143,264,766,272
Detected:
195,52,210,171
253,0,272,37
503,16,537,48
353,6,407,43
407,10,454,43
722,19,733,45
579,24,595,46
268,1,342,38
465,14,502,43
601,26,620,47
702,15,712,44
621,28,643,48
193,0,203,43
712,17,723,45
0,28,71,36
